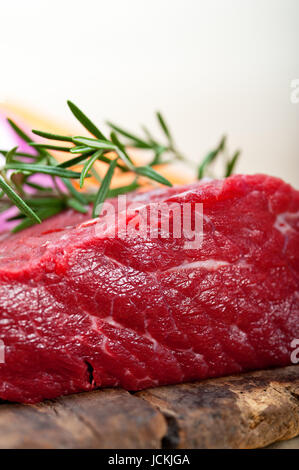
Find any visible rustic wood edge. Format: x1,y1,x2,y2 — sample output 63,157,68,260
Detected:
0,365,298,449
137,365,299,449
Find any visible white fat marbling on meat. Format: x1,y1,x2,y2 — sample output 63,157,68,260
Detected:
274,211,299,235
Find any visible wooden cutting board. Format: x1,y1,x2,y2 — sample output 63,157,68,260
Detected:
0,365,298,449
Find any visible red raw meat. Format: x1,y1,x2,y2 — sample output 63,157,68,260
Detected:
0,174,298,403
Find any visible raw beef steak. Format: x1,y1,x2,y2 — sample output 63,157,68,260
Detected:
0,174,298,403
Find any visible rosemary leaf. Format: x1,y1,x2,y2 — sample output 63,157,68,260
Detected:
58,154,91,168
7,213,26,221
30,143,72,152
90,167,102,183
142,126,159,146
70,146,93,154
135,166,172,187
80,150,103,188
198,135,226,179
156,111,173,144
32,130,73,142
12,206,63,233
67,101,106,140
61,178,88,204
66,198,88,213
110,132,134,168
7,119,33,144
106,122,152,149
23,197,63,207
225,150,240,177
60,151,127,173
7,119,48,158
72,137,115,151
0,150,38,159
0,176,41,223
93,159,118,217
5,146,18,164
108,180,139,197
25,182,53,191
6,163,83,179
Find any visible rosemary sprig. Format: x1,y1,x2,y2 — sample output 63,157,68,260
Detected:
0,103,175,227
31,101,173,216
0,118,87,229
0,175,41,224
67,100,106,141
225,150,240,177
80,150,103,188
93,158,118,217
6,162,83,179
107,111,186,166
0,100,241,232
198,136,226,179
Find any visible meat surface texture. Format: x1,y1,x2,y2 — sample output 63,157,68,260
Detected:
0,174,298,403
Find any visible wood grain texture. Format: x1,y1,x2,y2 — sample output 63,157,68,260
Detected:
138,365,299,449
0,389,167,449
0,365,298,449
268,435,299,449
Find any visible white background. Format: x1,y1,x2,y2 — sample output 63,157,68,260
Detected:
0,0,298,186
